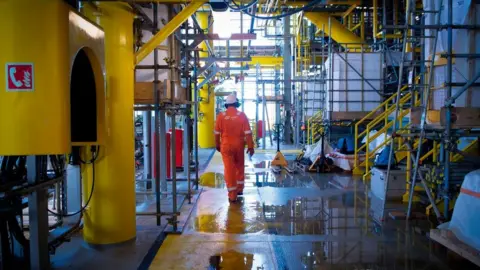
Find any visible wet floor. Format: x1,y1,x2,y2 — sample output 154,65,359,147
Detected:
149,151,479,270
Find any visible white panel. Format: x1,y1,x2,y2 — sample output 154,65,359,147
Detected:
325,53,383,114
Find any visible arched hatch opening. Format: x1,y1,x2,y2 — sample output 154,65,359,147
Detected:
70,48,101,143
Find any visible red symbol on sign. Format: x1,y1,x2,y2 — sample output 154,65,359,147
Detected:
6,63,34,91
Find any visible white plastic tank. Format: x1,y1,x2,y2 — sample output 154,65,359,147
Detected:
324,53,383,119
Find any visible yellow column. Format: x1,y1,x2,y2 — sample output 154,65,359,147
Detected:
82,3,136,245
197,11,216,148
0,0,70,155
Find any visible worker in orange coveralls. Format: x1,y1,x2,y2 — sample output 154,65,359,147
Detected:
214,94,255,203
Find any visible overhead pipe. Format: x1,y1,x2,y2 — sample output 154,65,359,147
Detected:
304,12,364,49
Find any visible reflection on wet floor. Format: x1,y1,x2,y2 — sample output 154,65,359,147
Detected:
208,250,263,270
149,152,479,270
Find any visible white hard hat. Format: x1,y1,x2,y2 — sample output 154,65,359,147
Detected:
225,94,237,105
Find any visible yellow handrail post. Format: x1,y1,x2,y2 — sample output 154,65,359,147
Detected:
354,122,359,168
407,144,411,183
373,0,378,38
352,76,420,174
384,102,388,146
364,124,370,183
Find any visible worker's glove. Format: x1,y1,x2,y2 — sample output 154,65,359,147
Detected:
247,148,255,156
216,145,221,152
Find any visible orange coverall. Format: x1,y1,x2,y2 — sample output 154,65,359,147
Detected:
214,107,254,200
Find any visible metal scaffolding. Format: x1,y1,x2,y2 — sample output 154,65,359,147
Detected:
133,3,198,231
379,0,480,222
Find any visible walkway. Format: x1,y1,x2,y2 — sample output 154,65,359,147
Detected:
148,150,476,269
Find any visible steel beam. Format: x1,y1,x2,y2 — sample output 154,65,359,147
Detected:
445,71,480,106
217,66,249,71
143,111,152,180
131,3,154,30
199,57,252,62
197,67,218,89
283,16,292,144
181,33,256,40
342,4,357,18
198,58,215,75
135,0,207,64
27,156,50,270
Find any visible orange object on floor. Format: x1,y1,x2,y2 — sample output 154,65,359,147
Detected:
215,107,254,200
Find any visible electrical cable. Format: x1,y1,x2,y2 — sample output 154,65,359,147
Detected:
48,147,98,217
79,146,100,164
226,0,322,20
226,0,258,11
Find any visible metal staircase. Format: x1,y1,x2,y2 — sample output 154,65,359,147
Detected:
353,76,421,179
353,0,445,186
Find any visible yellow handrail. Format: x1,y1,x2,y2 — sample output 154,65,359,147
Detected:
354,76,421,172
356,93,412,155
307,110,323,144
362,108,412,177
362,94,422,179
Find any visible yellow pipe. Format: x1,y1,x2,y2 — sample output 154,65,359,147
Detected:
304,12,363,48
135,0,207,64
0,0,70,155
373,0,378,39
249,56,284,66
197,11,216,148
82,3,136,245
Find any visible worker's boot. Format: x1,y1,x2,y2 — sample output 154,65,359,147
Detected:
237,180,244,195
228,190,237,203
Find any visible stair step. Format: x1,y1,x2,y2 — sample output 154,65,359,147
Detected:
413,11,440,14
406,36,436,39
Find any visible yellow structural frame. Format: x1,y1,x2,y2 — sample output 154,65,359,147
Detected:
135,0,207,64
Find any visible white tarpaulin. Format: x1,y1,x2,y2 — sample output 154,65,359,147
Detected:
439,169,480,251
361,130,389,154
304,139,333,162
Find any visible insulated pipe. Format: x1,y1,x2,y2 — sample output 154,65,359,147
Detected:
82,3,136,245
197,11,216,148
304,12,364,49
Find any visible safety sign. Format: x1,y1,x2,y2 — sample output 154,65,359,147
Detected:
6,63,34,92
